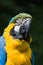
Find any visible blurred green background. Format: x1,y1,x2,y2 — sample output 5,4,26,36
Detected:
0,0,43,65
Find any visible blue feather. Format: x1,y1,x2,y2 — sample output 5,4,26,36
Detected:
0,36,6,65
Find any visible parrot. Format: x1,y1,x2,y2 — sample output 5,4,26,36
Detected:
0,13,34,65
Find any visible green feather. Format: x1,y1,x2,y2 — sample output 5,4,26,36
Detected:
9,13,32,24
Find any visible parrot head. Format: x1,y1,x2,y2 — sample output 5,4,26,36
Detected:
10,13,32,41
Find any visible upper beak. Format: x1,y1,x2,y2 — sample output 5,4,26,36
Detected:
20,18,31,40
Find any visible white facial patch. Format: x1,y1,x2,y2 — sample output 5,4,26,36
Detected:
14,26,20,32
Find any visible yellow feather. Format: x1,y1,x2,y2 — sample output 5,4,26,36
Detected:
3,23,32,65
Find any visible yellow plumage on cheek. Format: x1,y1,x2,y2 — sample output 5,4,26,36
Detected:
3,23,32,65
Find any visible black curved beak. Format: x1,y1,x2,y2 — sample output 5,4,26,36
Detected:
19,18,31,41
